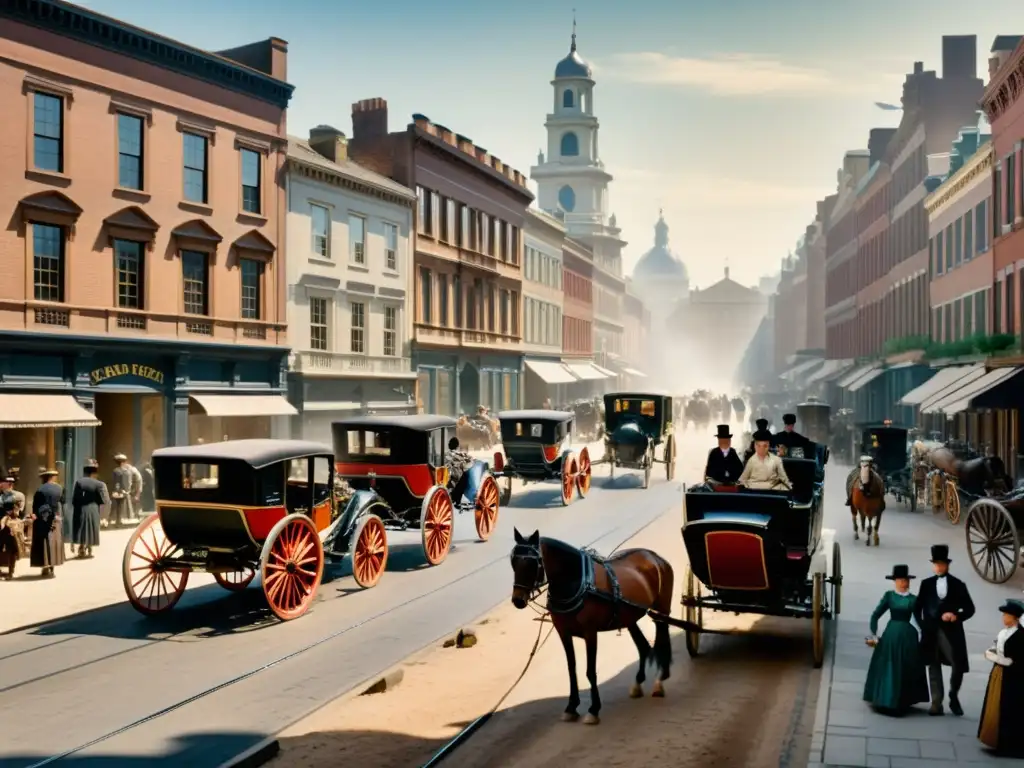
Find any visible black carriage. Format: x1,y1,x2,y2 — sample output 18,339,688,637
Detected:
964,491,1024,584
796,398,831,446
333,415,501,571
861,423,916,512
598,393,676,488
492,410,591,507
650,446,841,667
567,398,604,442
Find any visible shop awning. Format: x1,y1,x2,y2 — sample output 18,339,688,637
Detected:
918,365,987,411
805,359,848,385
564,362,608,381
779,358,823,381
847,367,885,392
925,367,1022,416
302,401,362,412
0,394,100,428
837,364,877,388
623,367,647,377
525,360,578,385
897,365,982,406
592,364,617,377
189,394,298,417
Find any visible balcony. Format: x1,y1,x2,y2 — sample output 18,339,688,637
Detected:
292,351,414,378
414,323,522,351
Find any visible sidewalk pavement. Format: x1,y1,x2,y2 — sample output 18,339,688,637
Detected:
810,466,1020,768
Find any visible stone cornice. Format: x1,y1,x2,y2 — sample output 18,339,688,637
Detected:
288,159,415,209
924,146,993,218
983,39,1024,122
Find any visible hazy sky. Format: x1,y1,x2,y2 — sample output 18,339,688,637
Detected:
74,0,1020,289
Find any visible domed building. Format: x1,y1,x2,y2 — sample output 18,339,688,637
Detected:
631,210,690,325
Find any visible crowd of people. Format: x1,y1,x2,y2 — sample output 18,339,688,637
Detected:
702,412,813,491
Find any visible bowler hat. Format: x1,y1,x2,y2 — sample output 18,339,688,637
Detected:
783,413,796,425
929,544,952,564
755,418,769,430
885,564,915,580
38,468,58,478
752,429,772,442
715,424,732,439
114,453,127,461
999,600,1024,619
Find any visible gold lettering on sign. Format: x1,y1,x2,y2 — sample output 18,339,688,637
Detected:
89,363,165,386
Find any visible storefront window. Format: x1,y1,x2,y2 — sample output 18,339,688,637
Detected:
188,413,271,444
1,427,68,511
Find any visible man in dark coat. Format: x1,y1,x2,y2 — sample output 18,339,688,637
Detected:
71,461,110,558
744,419,771,463
913,544,975,716
30,468,64,577
772,413,814,455
705,425,743,484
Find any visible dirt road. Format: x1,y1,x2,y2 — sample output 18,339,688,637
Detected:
272,506,821,768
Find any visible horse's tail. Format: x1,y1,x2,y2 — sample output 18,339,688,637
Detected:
648,555,674,680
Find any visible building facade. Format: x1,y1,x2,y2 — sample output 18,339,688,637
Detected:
562,237,595,366
621,282,650,385
774,250,809,375
0,1,294,500
285,127,418,443
825,151,871,358
348,100,531,415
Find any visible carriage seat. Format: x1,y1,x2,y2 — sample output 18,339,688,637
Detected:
782,458,818,505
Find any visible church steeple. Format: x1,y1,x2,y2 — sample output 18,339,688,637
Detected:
654,209,669,248
570,9,577,52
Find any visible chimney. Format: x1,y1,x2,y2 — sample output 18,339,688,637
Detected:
913,61,924,75
308,125,348,163
868,128,897,166
724,266,730,280
942,35,977,79
989,35,1024,80
351,98,388,140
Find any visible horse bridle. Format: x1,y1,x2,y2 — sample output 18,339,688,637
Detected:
510,542,547,600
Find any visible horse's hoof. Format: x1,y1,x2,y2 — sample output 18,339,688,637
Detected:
629,684,644,698
583,713,600,725
651,683,665,698
561,712,579,722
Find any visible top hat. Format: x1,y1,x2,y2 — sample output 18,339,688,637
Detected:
715,425,732,439
755,418,769,430
929,544,952,564
114,453,128,461
752,429,772,442
999,599,1024,619
38,468,58,478
885,564,915,580
783,413,797,425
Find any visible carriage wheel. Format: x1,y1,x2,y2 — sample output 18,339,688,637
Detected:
576,447,592,499
665,435,676,481
261,514,325,621
474,473,500,541
683,565,702,657
214,568,255,592
560,453,578,507
350,514,388,589
812,572,825,668
945,480,961,525
931,473,944,511
965,499,1021,584
830,541,842,618
122,513,189,615
421,487,454,565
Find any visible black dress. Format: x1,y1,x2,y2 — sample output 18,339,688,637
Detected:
72,477,110,548
30,481,65,569
979,627,1024,755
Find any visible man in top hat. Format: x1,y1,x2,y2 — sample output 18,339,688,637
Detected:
913,544,976,716
705,425,744,485
772,413,813,455
29,468,64,577
744,418,771,463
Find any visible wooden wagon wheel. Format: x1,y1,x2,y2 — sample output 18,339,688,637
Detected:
122,514,189,615
830,540,842,618
560,452,578,507
931,472,944,511
965,499,1021,584
665,434,676,481
260,514,325,621
811,572,825,668
473,473,500,541
350,513,388,588
214,568,255,592
421,487,454,565
683,564,703,658
576,447,592,499
945,479,961,525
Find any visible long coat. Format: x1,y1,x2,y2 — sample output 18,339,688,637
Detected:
978,627,1024,755
110,465,135,520
704,448,744,483
30,481,65,568
72,476,110,547
913,573,975,670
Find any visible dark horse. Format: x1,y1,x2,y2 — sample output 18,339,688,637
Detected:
510,529,674,724
929,448,1011,496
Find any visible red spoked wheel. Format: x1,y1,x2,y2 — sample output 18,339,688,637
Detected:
122,514,189,615
577,447,592,499
421,487,454,565
474,473,500,541
350,514,388,589
260,514,325,621
214,568,255,592
561,452,578,507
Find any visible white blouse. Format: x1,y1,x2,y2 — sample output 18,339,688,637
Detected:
997,625,1018,656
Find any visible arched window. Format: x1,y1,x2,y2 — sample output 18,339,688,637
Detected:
558,185,576,212
562,89,574,108
560,132,579,157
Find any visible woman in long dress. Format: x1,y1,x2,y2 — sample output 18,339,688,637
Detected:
863,564,930,714
978,600,1024,755
0,497,26,579
71,462,109,559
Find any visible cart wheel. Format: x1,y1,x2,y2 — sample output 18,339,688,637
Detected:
812,572,825,668
965,499,1020,584
214,568,255,592
931,473,944,511
665,434,676,481
122,514,189,615
560,452,578,507
945,480,961,525
421,486,454,565
474,473,500,541
830,541,842,618
576,447,592,499
683,565,702,657
261,514,325,621
350,513,388,589
499,477,513,507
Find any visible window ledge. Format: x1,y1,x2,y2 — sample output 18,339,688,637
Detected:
113,187,151,202
308,257,335,268
238,211,267,224
179,200,214,216
348,262,370,272
382,269,401,277
25,168,70,186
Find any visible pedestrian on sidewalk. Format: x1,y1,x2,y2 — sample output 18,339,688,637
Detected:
863,564,930,715
0,496,26,579
141,462,155,514
978,599,1024,756
110,453,133,527
71,460,109,559
913,544,975,716
30,469,64,578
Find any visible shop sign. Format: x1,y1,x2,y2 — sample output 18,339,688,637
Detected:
89,363,165,386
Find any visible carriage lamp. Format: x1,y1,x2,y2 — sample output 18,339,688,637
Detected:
543,445,559,462
493,452,505,471
435,466,450,486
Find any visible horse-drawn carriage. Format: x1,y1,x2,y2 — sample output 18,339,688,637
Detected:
963,490,1024,584
649,444,840,667
455,408,499,450
566,398,604,442
797,398,831,446
861,423,916,511
492,410,591,507
600,392,676,487
923,445,1011,526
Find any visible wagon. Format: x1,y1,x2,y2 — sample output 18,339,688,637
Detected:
333,415,501,571
567,398,604,442
861,423,916,512
599,392,676,488
964,490,1024,584
796,397,831,446
123,440,363,622
649,447,841,667
492,410,590,507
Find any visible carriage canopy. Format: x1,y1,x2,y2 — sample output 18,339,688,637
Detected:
497,410,573,444
603,393,672,439
860,424,909,473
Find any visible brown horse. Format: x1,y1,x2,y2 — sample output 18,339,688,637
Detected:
510,529,674,724
848,457,885,546
928,447,1011,496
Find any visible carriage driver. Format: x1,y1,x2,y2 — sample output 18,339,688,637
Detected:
738,429,792,491
772,413,813,455
445,436,474,504
705,425,744,485
743,419,771,463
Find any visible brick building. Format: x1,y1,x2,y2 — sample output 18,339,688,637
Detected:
825,151,871,358
773,250,808,375
561,236,604,386
347,101,532,415
0,0,294,499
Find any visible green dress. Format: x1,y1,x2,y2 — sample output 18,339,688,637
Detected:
862,591,930,712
